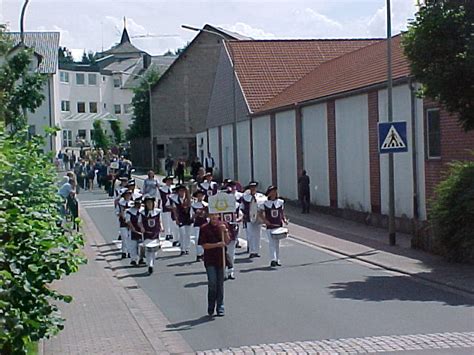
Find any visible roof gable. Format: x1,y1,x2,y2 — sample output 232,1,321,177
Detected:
6,32,60,74
257,35,410,114
227,39,381,112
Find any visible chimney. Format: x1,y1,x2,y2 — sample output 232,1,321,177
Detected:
143,54,151,69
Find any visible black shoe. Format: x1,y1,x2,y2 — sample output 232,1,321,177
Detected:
148,266,153,274
249,253,255,258
130,260,137,266
138,259,146,265
180,251,185,256
127,253,131,258
216,310,225,317
228,272,235,280
208,310,214,317
118,234,122,240
173,241,181,247
270,261,277,267
185,251,189,255
255,254,261,258
121,253,126,259
276,261,282,266
165,235,173,241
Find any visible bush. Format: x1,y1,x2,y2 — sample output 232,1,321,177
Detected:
0,130,85,354
430,159,474,262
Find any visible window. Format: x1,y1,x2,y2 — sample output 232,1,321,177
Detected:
102,76,106,82
88,73,97,85
103,103,107,109
114,104,122,114
77,129,87,139
60,71,69,83
76,73,85,85
113,78,121,88
61,100,70,112
89,102,98,113
77,102,86,113
124,104,133,114
427,109,441,158
62,130,72,147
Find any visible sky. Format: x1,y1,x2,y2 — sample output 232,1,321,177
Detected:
1,0,418,59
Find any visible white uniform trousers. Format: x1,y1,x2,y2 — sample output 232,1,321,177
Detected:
161,212,173,237
129,238,141,262
119,227,130,253
226,239,237,274
193,226,204,256
143,239,157,267
246,222,261,254
179,225,192,252
266,229,280,262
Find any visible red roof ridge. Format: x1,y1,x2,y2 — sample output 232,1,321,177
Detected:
228,38,383,43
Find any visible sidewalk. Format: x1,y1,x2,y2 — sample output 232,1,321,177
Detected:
135,174,474,296
41,203,193,355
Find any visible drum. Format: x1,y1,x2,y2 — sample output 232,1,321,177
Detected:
145,240,160,253
271,227,288,240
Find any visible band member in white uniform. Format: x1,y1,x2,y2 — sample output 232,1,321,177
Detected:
260,185,288,267
159,176,175,241
240,181,266,258
127,179,142,200
116,188,132,259
222,185,242,280
191,190,208,262
114,177,128,208
224,179,243,249
197,172,218,202
167,184,193,255
140,195,162,274
125,195,145,266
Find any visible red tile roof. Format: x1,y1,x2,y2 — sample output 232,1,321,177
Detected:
227,39,381,112
257,35,411,114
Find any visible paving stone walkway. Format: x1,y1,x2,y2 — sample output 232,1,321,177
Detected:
198,331,474,354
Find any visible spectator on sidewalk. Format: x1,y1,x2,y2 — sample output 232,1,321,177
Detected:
199,213,230,317
298,170,311,214
165,155,174,177
175,159,186,184
190,157,203,180
204,152,215,174
142,170,160,203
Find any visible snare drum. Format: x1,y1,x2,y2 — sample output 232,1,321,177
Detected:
145,240,160,253
271,227,288,240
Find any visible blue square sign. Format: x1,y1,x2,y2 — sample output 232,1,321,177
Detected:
378,121,408,154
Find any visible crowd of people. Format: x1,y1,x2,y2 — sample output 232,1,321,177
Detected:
113,170,289,317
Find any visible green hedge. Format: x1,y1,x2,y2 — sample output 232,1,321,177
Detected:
0,130,85,354
430,159,474,262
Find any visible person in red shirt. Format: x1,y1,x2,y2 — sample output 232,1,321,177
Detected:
198,213,230,317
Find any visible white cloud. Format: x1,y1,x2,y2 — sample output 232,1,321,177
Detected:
219,22,276,39
366,0,418,37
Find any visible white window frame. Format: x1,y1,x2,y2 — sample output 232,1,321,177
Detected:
114,104,122,114
77,101,86,113
89,102,98,113
88,73,97,86
61,100,70,112
426,108,441,159
63,129,73,147
59,71,69,83
76,73,85,85
113,77,122,88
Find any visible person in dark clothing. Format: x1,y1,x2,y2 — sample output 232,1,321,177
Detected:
190,157,203,181
165,155,174,177
298,170,311,213
175,159,185,184
198,214,230,317
70,151,77,170
204,152,215,174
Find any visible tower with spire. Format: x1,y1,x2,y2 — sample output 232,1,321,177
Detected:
101,16,146,59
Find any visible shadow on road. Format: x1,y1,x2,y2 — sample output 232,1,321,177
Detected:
165,316,215,331
167,261,196,267
239,266,277,273
175,271,207,277
184,281,208,288
329,275,474,307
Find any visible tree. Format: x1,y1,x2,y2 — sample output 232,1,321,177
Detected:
80,50,97,65
126,68,161,140
109,119,123,144
403,0,474,131
91,119,110,149
58,46,74,64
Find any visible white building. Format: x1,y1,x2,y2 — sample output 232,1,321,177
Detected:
58,26,175,149
6,32,62,153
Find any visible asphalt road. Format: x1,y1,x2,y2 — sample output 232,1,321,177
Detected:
78,189,474,352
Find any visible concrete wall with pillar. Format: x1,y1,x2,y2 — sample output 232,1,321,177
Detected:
236,120,252,184
335,94,371,212
275,110,298,199
220,123,234,179
252,115,272,190
301,103,330,206
378,84,426,219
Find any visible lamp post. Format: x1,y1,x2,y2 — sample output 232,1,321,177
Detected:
182,25,238,181
386,0,396,246
115,71,154,170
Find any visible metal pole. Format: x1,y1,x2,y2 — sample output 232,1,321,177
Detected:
229,44,238,181
20,0,30,44
149,84,155,171
387,0,396,246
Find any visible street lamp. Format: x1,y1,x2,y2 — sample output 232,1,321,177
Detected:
182,25,239,181
114,71,155,170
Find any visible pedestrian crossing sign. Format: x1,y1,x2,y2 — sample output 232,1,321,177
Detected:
378,121,408,154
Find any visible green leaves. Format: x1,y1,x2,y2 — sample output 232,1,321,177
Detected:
402,1,474,131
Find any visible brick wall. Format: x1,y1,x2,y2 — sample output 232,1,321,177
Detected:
368,91,381,213
424,99,474,203
327,100,338,208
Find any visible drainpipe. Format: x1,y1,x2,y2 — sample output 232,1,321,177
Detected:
409,79,420,241
48,76,54,152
